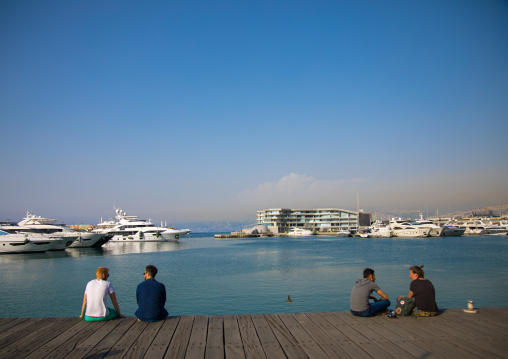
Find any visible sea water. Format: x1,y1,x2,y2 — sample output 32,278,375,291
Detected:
0,234,507,318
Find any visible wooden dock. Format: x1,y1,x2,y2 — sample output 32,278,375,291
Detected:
1,308,507,358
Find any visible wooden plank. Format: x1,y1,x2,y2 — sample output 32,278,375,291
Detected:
124,319,165,359
164,315,195,359
445,309,508,333
0,318,76,359
329,312,394,359
263,314,307,359
292,313,351,359
277,313,329,359
205,315,224,359
309,312,371,359
223,315,246,359
237,314,266,359
395,316,480,359
424,318,508,359
364,319,439,359
0,318,46,348
63,317,136,359
95,319,149,359
186,315,209,359
38,320,108,359
23,319,94,359
0,318,30,334
332,313,415,359
64,318,131,359
250,314,286,359
144,316,181,359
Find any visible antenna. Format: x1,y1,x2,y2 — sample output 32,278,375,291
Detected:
356,192,360,212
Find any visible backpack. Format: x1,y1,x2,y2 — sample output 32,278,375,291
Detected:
395,296,415,316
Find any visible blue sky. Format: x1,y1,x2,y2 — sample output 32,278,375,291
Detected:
1,0,507,225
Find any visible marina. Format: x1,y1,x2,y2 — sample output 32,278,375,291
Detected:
1,234,507,319
1,308,507,358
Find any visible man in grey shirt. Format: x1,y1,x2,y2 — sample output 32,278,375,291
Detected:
350,268,390,317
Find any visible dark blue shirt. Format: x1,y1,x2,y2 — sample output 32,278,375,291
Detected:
135,278,168,322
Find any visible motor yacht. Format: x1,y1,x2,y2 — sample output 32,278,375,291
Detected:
1,212,110,249
0,230,64,253
461,220,487,235
389,219,431,238
413,215,444,237
481,220,508,235
94,208,191,242
336,229,351,237
287,228,315,236
366,221,392,238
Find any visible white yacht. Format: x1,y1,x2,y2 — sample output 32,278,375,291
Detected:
287,228,315,236
441,225,466,236
94,208,191,242
481,220,508,235
461,220,487,235
1,212,77,250
0,230,64,253
389,219,431,238
366,221,392,238
1,212,110,249
336,229,351,237
413,215,444,237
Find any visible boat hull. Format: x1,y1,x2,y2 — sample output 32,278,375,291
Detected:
107,229,191,242
391,228,431,238
69,233,111,248
0,235,63,254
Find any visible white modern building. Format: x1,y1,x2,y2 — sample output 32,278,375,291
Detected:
256,208,371,234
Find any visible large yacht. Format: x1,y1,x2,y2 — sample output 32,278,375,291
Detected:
413,215,444,237
0,230,64,253
389,219,431,238
365,221,392,238
1,212,110,249
287,228,315,236
94,208,191,242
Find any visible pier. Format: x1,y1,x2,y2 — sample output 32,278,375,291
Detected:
1,308,507,358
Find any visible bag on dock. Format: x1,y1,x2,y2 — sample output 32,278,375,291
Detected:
395,297,415,316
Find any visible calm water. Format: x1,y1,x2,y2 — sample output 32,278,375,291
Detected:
1,234,507,318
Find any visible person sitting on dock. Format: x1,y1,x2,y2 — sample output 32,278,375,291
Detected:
350,268,390,317
406,265,439,317
135,265,169,322
79,267,124,321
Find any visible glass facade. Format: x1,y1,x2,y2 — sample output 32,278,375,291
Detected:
256,208,368,233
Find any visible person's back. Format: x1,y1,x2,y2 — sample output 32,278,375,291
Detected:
80,267,123,321
136,265,168,322
85,279,114,317
349,268,390,317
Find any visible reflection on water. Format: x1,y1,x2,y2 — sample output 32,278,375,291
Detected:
0,240,187,262
102,241,182,255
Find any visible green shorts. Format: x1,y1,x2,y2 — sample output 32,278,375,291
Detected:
85,308,118,321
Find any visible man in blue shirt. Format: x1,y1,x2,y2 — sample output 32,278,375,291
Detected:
135,265,169,322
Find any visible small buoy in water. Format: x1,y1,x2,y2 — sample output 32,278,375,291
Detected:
286,295,292,303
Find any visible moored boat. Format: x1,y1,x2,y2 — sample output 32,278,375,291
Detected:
389,219,430,238
336,229,351,237
0,230,64,253
287,228,315,236
94,208,191,242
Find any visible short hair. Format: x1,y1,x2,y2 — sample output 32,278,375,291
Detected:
96,267,109,277
145,265,158,278
410,265,425,279
363,268,375,278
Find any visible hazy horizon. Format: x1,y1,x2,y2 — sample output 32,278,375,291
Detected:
1,1,507,225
